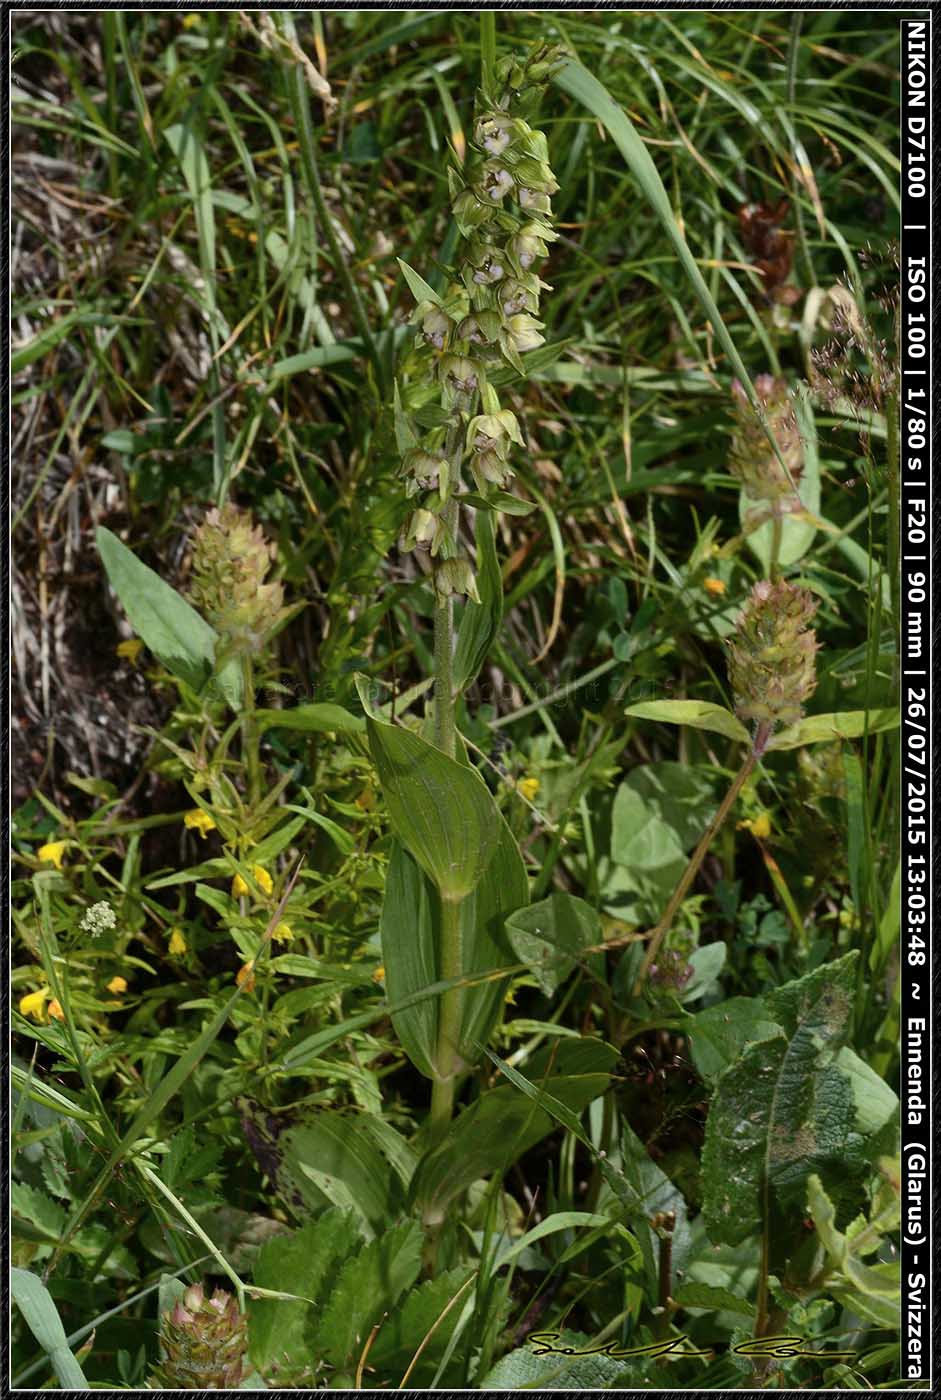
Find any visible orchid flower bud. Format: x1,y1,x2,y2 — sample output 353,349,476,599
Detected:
504,313,545,354
402,448,448,493
439,354,479,395
518,187,553,215
435,557,481,605
420,305,452,350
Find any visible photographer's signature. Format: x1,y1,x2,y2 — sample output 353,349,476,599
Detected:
529,1331,856,1363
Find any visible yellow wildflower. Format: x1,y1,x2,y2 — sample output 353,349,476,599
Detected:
48,998,65,1021
518,776,540,802
232,865,273,898
372,965,385,984
272,921,294,944
168,928,187,956
19,988,49,1020
182,13,201,28
703,577,726,597
116,638,144,664
107,976,128,995
236,964,256,993
38,841,68,870
184,808,216,839
738,811,772,840
355,786,376,811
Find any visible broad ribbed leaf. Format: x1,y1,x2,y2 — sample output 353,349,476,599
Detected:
702,951,861,1245
255,703,364,734
365,714,501,899
381,818,527,1079
380,843,438,1078
412,1039,616,1221
240,1102,415,1239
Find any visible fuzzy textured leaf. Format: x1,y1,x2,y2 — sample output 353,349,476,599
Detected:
701,952,861,1245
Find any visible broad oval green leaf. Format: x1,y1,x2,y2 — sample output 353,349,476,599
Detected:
365,713,502,899
767,707,900,750
96,526,242,708
684,996,780,1085
506,892,600,997
381,815,527,1079
624,699,749,744
239,1102,416,1240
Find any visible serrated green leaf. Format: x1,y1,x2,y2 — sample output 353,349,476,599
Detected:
249,1211,357,1381
479,1330,638,1390
624,699,749,744
673,1280,756,1319
366,1267,474,1383
11,1183,67,1239
315,1220,424,1369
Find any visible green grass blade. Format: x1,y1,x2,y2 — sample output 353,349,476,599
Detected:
553,57,791,472
11,1268,90,1389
